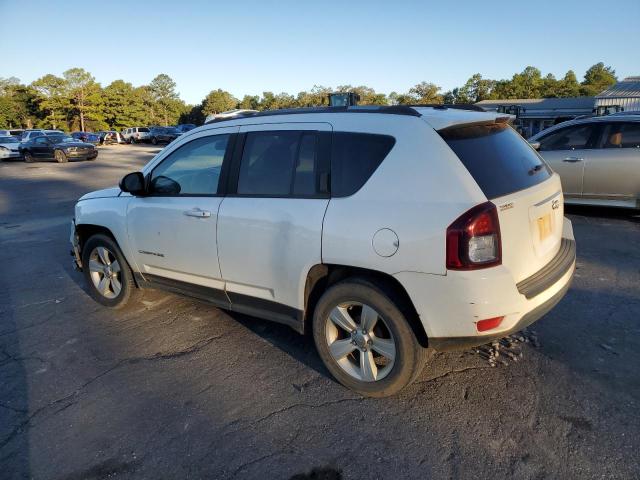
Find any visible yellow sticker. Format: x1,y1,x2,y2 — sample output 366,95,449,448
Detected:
538,214,552,241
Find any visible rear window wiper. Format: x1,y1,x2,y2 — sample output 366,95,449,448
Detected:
528,164,544,175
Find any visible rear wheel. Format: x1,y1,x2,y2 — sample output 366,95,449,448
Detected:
23,151,34,163
151,137,157,145
54,149,67,163
312,278,429,397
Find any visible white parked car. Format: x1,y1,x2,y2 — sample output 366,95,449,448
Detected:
0,135,22,160
70,105,576,396
20,129,63,142
122,127,151,144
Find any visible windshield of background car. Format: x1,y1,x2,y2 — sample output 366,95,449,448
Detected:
49,136,76,144
0,136,19,143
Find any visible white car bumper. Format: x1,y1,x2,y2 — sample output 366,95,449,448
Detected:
396,217,576,350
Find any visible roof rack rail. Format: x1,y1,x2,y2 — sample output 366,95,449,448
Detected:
204,105,421,124
409,103,486,112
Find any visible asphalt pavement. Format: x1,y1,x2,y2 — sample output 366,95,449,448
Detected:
1,145,639,479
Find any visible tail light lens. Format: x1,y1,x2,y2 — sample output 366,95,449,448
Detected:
446,202,501,270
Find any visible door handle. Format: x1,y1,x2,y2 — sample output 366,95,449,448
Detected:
562,157,583,163
183,208,211,218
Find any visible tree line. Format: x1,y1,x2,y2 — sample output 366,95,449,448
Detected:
0,63,617,131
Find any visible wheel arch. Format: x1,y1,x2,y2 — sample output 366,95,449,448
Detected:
76,223,140,287
303,264,429,348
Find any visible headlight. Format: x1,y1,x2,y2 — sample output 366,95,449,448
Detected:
66,147,77,152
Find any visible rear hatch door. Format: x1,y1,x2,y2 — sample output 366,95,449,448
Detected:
439,121,564,282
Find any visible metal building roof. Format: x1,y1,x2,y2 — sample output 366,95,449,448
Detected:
596,77,640,98
475,97,594,119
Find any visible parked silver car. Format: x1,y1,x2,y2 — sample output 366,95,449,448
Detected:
529,115,640,209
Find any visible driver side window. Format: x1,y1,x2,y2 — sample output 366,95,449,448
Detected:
35,137,49,144
538,124,595,151
149,134,230,195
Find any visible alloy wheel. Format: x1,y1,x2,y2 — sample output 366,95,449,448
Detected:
88,246,122,299
324,302,396,382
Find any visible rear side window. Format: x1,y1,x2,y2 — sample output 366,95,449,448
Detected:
440,123,551,199
237,130,324,197
331,132,395,197
599,122,640,148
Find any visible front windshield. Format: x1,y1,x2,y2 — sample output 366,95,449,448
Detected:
0,136,19,143
49,135,76,144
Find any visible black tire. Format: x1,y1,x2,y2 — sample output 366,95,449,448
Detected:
130,137,136,144
312,278,430,397
81,234,139,309
151,137,157,145
23,151,34,163
54,149,68,163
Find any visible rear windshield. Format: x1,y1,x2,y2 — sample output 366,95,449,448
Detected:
440,123,551,199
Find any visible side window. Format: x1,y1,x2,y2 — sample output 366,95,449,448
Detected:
149,134,229,195
599,122,640,149
538,124,596,151
331,132,395,197
34,137,48,144
237,130,322,197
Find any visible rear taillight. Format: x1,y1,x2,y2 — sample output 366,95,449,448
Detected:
446,201,501,270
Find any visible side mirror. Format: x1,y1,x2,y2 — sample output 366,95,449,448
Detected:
119,172,146,195
149,175,181,195
528,141,541,151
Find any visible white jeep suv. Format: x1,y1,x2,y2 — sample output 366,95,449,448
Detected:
122,127,151,144
70,105,576,396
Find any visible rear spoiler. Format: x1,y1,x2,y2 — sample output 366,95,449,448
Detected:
412,106,515,131
436,116,515,135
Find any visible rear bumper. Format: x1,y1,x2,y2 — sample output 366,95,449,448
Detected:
396,217,576,351
428,276,572,351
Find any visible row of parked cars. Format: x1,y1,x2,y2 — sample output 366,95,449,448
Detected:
0,124,198,162
0,129,99,163
121,124,196,145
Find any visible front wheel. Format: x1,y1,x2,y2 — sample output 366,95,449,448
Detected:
23,151,34,163
81,234,138,309
312,278,429,397
54,149,67,163
151,137,157,145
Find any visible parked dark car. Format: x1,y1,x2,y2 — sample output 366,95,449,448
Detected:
71,131,101,145
148,126,182,145
19,134,98,163
175,123,196,133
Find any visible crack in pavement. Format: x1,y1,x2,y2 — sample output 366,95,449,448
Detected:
222,397,364,439
0,334,224,451
416,365,493,385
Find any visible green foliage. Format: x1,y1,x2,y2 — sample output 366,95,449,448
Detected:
239,95,260,110
580,62,617,96
32,74,69,129
148,74,184,126
202,89,238,116
0,63,624,130
408,82,443,104
102,80,148,129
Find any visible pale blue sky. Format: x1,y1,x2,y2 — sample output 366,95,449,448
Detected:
1,0,638,105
